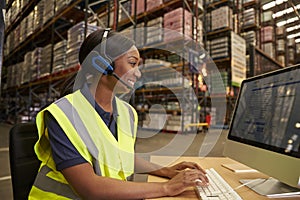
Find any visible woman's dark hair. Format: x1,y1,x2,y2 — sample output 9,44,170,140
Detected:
79,29,135,65
60,28,135,96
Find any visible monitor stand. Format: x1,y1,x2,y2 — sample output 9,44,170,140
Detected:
240,177,300,198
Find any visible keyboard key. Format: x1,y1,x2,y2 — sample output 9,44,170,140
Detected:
196,168,242,200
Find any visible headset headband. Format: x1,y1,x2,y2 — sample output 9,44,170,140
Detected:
90,28,114,75
100,28,112,64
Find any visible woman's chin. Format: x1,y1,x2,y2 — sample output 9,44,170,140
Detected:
114,83,132,94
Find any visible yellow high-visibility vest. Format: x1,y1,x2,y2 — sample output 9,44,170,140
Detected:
29,90,137,199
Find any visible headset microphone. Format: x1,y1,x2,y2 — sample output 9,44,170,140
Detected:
91,55,134,90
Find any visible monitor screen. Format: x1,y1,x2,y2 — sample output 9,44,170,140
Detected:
224,64,300,193
230,66,300,158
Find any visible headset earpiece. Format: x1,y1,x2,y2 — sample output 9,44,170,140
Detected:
91,51,114,75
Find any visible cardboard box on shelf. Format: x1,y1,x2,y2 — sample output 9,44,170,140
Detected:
211,6,233,31
146,0,162,11
131,0,145,15
262,42,275,59
261,26,274,43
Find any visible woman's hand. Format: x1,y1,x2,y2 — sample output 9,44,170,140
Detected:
164,161,207,179
162,169,209,197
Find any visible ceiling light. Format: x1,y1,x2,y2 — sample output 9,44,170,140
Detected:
263,1,276,10
288,32,300,39
287,24,300,32
277,21,287,27
263,0,288,10
272,7,295,18
276,16,299,27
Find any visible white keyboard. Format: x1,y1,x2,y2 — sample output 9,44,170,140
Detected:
196,168,242,200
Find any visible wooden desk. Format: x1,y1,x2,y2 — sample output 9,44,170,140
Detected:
147,156,299,200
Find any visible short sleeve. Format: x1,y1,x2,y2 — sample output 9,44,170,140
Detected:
45,111,88,171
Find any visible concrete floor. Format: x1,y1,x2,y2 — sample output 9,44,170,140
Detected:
0,123,228,199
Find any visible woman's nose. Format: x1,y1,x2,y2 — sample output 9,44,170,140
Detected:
134,67,142,79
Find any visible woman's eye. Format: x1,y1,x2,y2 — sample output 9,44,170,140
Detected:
129,62,136,67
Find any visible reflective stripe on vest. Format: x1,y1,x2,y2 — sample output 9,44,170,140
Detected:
123,102,135,138
34,165,80,199
55,97,102,175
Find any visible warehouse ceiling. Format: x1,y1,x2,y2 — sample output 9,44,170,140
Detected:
262,0,300,43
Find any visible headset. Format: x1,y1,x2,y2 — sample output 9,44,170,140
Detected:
91,28,133,90
91,28,114,75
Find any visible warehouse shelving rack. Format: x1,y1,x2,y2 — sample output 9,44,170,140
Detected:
121,0,205,133
239,0,262,77
236,0,287,79
2,0,206,132
2,0,89,122
258,1,299,67
248,44,284,77
4,0,85,66
202,0,241,126
239,0,260,35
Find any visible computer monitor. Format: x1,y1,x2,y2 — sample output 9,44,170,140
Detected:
223,64,300,197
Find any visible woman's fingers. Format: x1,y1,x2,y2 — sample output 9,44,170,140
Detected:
185,169,209,185
164,169,209,196
174,161,207,174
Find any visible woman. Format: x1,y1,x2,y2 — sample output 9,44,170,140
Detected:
29,28,208,199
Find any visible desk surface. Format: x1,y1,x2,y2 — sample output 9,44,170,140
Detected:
147,156,299,200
